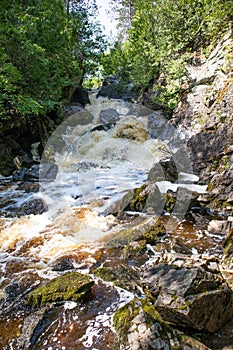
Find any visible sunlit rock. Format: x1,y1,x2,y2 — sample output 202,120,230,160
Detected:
27,272,94,308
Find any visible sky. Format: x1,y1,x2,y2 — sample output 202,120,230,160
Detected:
95,0,119,40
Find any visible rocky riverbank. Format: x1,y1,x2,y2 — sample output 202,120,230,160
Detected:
0,32,233,350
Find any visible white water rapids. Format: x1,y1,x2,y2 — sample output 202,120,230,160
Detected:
0,94,215,350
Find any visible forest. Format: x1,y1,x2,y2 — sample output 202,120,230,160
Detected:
1,0,232,134
0,1,233,349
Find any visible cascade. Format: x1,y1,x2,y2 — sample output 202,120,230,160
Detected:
0,95,224,349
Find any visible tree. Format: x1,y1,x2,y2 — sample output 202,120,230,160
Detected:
0,0,105,136
102,0,233,112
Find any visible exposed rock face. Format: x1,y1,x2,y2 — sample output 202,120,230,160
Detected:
171,30,233,214
113,298,211,350
143,263,233,333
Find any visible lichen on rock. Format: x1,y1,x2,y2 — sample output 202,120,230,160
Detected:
27,272,94,308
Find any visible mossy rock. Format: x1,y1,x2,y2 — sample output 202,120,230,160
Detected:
27,272,94,308
113,298,178,348
113,118,149,142
113,298,213,349
123,239,147,258
109,216,166,247
94,265,140,292
120,182,163,214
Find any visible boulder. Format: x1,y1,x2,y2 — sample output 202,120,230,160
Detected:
109,216,166,248
97,74,140,101
94,265,141,292
27,272,94,308
113,117,149,142
16,198,48,216
119,182,163,215
113,298,211,350
143,263,233,332
99,108,120,124
70,86,90,106
148,157,179,182
13,163,58,182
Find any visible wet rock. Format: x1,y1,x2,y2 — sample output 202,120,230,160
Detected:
148,157,179,182
27,272,94,308
113,117,149,142
16,182,40,193
94,265,141,292
64,109,94,127
15,308,48,350
39,163,58,181
143,263,233,332
16,198,48,216
52,258,75,271
113,298,210,350
90,123,116,132
99,108,120,124
109,216,166,248
119,182,163,215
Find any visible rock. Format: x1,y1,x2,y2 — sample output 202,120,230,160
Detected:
16,182,40,193
220,227,233,283
65,103,84,116
99,108,120,124
113,298,211,350
13,163,58,182
148,157,179,182
109,216,166,248
65,109,94,126
27,272,94,308
39,163,58,181
127,104,154,117
71,86,90,106
94,265,141,292
16,198,48,216
113,117,149,142
119,182,163,215
90,123,116,132
147,112,168,138
13,152,35,170
143,263,233,332
97,74,140,101
52,258,75,271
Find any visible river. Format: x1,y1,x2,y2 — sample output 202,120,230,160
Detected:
0,94,225,349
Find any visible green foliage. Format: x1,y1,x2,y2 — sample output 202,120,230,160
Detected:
0,0,105,135
103,0,233,112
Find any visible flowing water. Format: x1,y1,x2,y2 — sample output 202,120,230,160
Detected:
0,95,225,349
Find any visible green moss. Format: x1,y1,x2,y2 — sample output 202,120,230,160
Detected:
164,192,176,213
141,299,164,324
27,272,94,308
113,300,140,341
109,217,166,247
94,267,118,282
123,240,147,258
